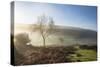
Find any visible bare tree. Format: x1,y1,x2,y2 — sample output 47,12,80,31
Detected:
32,14,55,47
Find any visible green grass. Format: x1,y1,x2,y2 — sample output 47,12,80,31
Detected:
76,49,97,61
66,49,97,62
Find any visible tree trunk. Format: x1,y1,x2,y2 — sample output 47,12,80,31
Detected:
42,35,46,47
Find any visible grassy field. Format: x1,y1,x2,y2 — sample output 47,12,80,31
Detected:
66,48,97,62
30,33,96,47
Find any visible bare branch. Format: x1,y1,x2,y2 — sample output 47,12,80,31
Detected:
31,14,55,47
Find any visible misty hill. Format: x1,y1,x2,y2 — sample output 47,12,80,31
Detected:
15,23,97,38
14,24,97,46
54,25,97,39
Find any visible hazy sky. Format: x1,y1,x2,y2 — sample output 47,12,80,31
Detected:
15,1,97,31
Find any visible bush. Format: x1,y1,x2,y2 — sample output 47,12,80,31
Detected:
15,33,30,45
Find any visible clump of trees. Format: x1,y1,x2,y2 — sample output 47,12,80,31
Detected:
32,14,55,47
15,33,30,45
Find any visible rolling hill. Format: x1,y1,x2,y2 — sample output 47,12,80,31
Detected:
14,24,97,46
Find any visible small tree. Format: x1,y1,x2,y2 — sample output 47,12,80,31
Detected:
32,14,55,47
59,37,64,44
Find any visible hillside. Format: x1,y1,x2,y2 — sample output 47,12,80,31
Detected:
14,24,97,46
53,25,97,39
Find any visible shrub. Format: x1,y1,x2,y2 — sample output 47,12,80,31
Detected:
15,33,30,45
